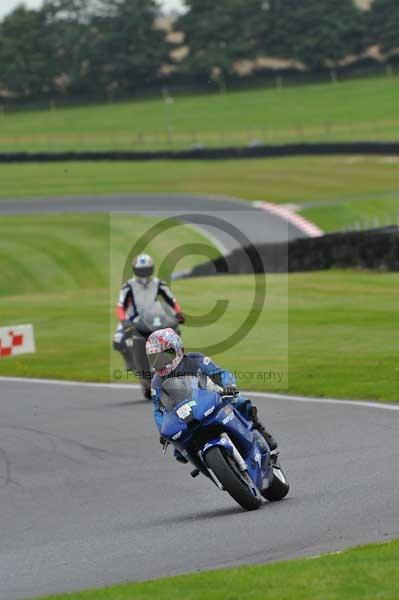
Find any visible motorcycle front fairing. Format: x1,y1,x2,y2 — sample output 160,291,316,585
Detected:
160,387,220,446
135,301,179,338
160,387,271,491
201,399,272,491
160,388,221,476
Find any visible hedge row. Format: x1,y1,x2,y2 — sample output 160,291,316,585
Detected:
1,142,399,163
187,227,399,276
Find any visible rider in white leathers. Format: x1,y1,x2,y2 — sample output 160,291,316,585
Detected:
113,254,185,396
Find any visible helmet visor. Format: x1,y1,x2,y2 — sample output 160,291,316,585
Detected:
133,266,154,278
148,348,176,372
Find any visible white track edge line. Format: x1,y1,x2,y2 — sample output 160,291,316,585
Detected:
246,390,399,411
0,376,398,411
184,223,229,255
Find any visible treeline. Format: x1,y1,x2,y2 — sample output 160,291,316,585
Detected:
0,0,398,100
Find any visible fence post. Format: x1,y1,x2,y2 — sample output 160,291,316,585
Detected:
330,69,338,84
167,126,174,146
386,63,393,78
324,122,331,137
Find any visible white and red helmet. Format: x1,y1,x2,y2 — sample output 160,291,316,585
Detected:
146,328,184,376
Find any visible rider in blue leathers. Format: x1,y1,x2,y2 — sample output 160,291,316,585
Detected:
146,330,278,462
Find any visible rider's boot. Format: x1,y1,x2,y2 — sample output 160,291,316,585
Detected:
234,399,278,452
251,407,278,451
254,420,278,452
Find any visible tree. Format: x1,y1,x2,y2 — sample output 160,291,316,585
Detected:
43,0,100,95
0,6,56,96
0,0,169,100
177,0,268,84
258,0,364,70
367,0,399,53
92,0,169,95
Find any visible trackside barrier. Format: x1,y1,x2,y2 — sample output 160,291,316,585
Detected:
184,227,399,277
0,324,36,358
1,142,399,163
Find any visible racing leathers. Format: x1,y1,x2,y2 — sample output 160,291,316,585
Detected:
113,277,183,372
151,352,278,460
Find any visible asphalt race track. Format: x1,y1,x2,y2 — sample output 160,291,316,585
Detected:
0,194,306,251
0,379,398,600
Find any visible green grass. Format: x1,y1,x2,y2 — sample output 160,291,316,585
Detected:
284,271,399,401
0,214,219,381
302,192,399,231
0,214,398,401
0,289,111,381
0,214,109,296
173,270,399,401
0,214,217,298
1,156,399,232
2,76,399,151
32,539,399,600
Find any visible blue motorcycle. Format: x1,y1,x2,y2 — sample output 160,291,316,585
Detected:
160,377,289,511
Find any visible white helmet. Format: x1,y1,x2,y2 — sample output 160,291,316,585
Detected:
132,254,154,283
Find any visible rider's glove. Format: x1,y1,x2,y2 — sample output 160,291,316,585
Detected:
122,319,135,335
222,384,238,396
176,312,185,324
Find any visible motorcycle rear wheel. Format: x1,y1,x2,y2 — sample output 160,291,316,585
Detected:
262,466,289,502
205,447,262,511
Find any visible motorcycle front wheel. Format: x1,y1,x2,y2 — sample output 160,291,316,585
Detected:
205,447,262,511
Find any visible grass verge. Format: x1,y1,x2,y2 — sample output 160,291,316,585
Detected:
2,76,399,151
1,156,399,232
32,539,399,600
0,213,218,382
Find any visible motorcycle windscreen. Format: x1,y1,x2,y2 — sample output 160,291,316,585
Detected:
160,376,199,411
140,301,178,332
